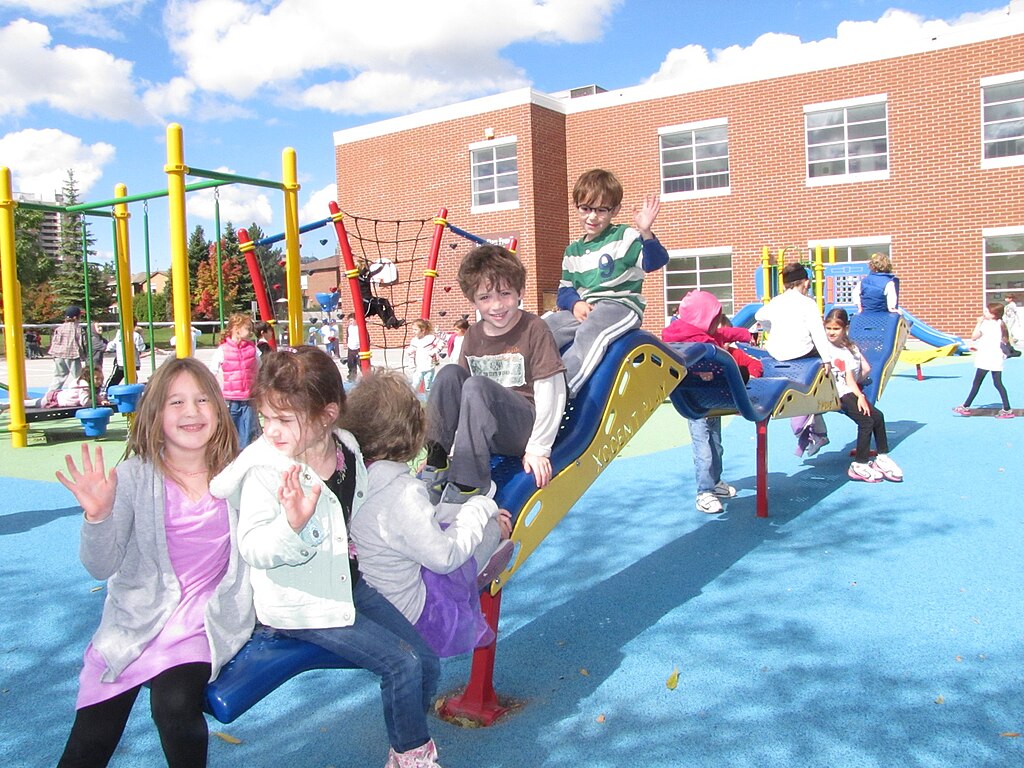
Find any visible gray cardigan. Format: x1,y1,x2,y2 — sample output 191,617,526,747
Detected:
80,456,255,683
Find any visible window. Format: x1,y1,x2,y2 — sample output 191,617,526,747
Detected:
658,119,730,199
981,73,1024,168
470,137,518,211
664,248,734,318
983,228,1024,303
807,238,891,305
805,96,888,184
807,239,891,264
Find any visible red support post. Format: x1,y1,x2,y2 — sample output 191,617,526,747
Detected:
438,589,508,726
421,208,448,320
756,418,769,518
329,201,373,373
237,229,276,332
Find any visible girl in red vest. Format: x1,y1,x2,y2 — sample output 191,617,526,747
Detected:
211,314,261,447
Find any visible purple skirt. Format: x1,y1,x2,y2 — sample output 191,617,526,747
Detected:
415,559,495,658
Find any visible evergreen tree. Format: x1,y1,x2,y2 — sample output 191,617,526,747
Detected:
50,170,113,319
186,224,209,298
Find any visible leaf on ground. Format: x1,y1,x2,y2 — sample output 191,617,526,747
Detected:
579,668,589,676
999,732,1020,738
212,731,241,745
90,586,104,593
934,695,945,705
666,667,680,690
596,714,606,723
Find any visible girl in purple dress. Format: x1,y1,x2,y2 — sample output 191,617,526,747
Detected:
54,357,254,768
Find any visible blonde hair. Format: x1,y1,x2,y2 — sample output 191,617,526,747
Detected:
220,313,254,344
868,252,893,274
339,368,425,463
125,357,237,476
412,318,433,335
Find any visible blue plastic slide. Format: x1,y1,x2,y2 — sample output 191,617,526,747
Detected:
900,309,968,353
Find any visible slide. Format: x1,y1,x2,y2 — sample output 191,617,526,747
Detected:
731,302,761,329
901,309,969,353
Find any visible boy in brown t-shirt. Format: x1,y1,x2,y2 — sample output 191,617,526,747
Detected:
423,245,567,504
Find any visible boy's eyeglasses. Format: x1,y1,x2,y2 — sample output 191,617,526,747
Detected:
577,205,614,215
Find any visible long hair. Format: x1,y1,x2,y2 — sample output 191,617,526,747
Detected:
125,357,237,476
252,346,346,426
339,368,425,463
219,313,254,345
824,307,857,351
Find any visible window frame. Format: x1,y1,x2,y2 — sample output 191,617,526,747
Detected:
663,246,735,320
982,226,1024,303
469,136,519,213
657,118,731,201
804,94,890,187
980,72,1024,170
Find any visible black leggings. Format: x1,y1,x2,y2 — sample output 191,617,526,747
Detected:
839,393,889,463
57,662,211,768
963,368,1011,410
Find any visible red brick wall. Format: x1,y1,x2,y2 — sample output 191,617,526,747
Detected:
336,34,1024,340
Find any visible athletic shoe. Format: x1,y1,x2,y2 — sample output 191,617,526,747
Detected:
696,492,724,514
712,481,737,498
418,462,449,505
996,409,1015,419
847,461,883,483
871,454,904,482
804,432,830,457
794,426,811,457
952,405,971,416
477,539,515,591
387,738,441,768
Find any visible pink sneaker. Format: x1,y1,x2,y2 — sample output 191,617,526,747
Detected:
952,405,971,416
995,409,1015,419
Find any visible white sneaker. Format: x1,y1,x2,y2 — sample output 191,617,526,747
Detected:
871,454,903,482
847,461,883,483
696,492,724,514
712,481,736,498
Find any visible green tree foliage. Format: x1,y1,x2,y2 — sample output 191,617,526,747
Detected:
186,224,209,298
13,206,52,288
240,223,285,318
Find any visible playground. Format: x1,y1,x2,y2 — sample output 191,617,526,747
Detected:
1,346,1022,767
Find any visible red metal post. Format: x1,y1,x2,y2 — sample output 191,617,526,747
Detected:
329,201,373,372
438,589,508,726
756,418,769,518
238,229,275,329
420,208,447,320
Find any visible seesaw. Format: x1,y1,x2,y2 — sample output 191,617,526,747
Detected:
899,343,958,380
206,314,908,725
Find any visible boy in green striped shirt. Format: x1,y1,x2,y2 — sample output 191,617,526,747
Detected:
545,169,668,395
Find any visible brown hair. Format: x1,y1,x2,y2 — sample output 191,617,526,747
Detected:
572,168,623,209
868,252,893,274
782,262,810,288
457,243,526,299
453,318,469,332
219,313,254,344
411,318,434,336
988,302,1005,321
339,368,425,463
252,346,346,426
125,357,237,476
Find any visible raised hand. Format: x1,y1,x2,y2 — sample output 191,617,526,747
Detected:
55,444,117,523
632,193,661,237
278,465,320,532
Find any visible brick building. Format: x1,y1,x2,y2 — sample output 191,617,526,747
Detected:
334,17,1024,341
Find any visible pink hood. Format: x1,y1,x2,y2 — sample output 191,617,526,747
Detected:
676,291,722,332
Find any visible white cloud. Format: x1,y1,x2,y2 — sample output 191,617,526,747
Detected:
0,0,140,15
188,169,274,227
644,8,1012,89
0,128,115,197
163,0,620,112
0,18,153,121
299,182,337,226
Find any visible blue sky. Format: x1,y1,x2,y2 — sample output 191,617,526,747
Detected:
0,0,1011,270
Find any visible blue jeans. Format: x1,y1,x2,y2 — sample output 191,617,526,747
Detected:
688,416,722,494
280,580,440,753
227,400,259,449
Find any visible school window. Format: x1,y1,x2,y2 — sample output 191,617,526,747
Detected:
469,137,519,212
808,239,891,306
805,96,889,185
983,228,1024,303
664,248,734,318
981,73,1024,168
658,119,730,199
808,240,891,264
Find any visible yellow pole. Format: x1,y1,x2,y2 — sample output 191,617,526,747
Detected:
776,248,786,295
113,185,137,380
760,245,771,302
165,124,192,358
814,244,825,314
0,168,28,447
281,148,302,347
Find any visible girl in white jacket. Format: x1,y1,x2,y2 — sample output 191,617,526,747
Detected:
210,347,443,768
342,369,512,658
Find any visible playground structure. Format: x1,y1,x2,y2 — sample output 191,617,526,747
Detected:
2,128,913,728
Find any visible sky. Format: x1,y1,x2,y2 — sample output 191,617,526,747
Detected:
0,0,1015,271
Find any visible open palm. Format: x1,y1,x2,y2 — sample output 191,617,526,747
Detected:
55,444,117,523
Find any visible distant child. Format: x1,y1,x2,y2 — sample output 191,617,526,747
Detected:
359,262,405,329
211,313,261,448
446,317,469,364
307,318,320,347
755,263,835,456
544,169,668,396
421,244,567,505
209,348,444,768
89,322,108,391
854,251,900,313
54,357,254,767
104,320,146,390
47,305,87,393
663,291,762,513
407,319,443,394
343,369,513,657
1004,294,1019,346
27,374,93,409
254,320,275,354
953,302,1014,419
824,308,904,482
345,312,361,382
